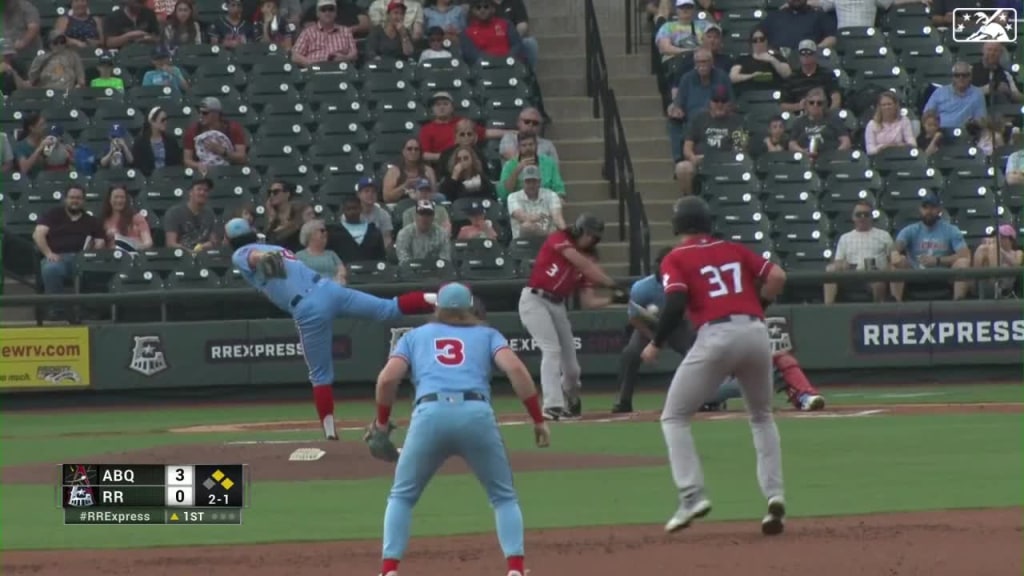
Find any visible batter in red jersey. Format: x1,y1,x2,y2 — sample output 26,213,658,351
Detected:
518,214,625,421
641,196,789,537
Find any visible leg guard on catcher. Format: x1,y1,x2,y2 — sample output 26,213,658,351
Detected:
772,352,821,409
396,291,436,316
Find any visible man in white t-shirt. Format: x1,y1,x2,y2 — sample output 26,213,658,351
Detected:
824,200,893,303
506,165,565,239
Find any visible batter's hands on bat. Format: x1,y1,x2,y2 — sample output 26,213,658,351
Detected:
258,251,287,279
640,342,660,363
363,420,401,462
533,422,551,448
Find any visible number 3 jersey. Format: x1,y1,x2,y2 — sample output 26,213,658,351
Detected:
660,235,774,328
526,230,584,298
390,323,511,401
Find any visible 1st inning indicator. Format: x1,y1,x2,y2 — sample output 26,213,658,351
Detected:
60,464,248,510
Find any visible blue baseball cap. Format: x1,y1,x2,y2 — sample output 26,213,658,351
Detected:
225,217,254,240
437,282,473,309
921,194,941,207
357,176,377,190
109,123,127,138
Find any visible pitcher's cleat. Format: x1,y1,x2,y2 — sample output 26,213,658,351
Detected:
665,493,712,533
761,496,786,536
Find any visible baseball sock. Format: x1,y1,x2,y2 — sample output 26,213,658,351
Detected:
380,559,400,574
312,385,335,436
507,555,525,574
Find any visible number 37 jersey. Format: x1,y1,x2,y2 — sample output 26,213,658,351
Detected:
391,322,511,401
660,235,775,329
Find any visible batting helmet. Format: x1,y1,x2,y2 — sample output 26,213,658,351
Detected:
570,213,605,240
671,196,713,235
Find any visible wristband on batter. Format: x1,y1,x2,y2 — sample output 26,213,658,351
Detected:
523,394,544,424
376,404,392,427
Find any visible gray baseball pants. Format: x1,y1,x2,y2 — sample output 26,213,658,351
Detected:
518,288,581,411
661,315,784,502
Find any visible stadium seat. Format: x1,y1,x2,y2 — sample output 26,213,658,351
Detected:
9,87,65,111
507,235,546,262
344,260,398,285
483,96,531,130
772,201,830,255
247,139,305,169
458,253,516,280
313,116,373,149
835,27,887,56
165,265,222,320
704,180,761,213
714,200,766,230
261,101,317,129
109,268,165,322
782,240,833,280
929,143,989,173
41,105,90,136
870,145,923,174
193,61,248,90
114,42,158,74
263,162,320,195
175,44,229,73
450,196,505,226
451,237,503,264
128,85,183,112
831,207,889,237
2,174,34,204
755,150,813,175
247,77,304,111
90,167,146,197
136,247,194,278
74,249,135,294
889,27,945,57
880,2,930,31
232,44,291,71
93,100,144,133
397,258,456,283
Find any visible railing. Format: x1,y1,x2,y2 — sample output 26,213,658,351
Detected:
585,0,652,275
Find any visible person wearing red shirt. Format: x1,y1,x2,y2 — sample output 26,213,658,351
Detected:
418,91,503,162
182,96,249,172
640,196,789,538
518,214,625,421
460,0,523,64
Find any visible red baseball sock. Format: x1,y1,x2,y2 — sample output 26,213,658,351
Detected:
312,385,334,422
507,555,525,573
381,558,400,574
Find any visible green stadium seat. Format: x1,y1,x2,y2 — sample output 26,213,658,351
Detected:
175,44,229,73
90,167,146,197
397,258,456,283
1,173,34,204
74,249,135,294
8,87,66,111
507,235,546,262
93,100,144,133
306,144,367,174
458,253,516,281
318,173,363,207
136,247,194,278
315,99,375,128
128,85,184,112
255,118,314,150
705,180,760,214
247,77,304,111
114,42,157,74
261,102,316,129
482,96,530,130
247,138,305,168
344,260,397,285
263,162,320,195
835,27,887,56
109,268,165,323
451,237,503,265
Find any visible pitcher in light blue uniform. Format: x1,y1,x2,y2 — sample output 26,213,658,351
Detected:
224,217,437,440
372,282,551,576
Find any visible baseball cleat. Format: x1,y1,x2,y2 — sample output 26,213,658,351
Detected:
761,496,786,536
566,397,582,419
664,493,712,533
508,572,524,576
326,434,338,441
611,402,633,414
799,394,826,411
543,408,564,421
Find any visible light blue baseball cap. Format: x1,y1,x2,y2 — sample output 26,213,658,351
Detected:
437,282,473,309
225,217,253,240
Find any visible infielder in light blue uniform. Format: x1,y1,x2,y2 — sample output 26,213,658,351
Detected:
224,218,436,440
371,283,551,576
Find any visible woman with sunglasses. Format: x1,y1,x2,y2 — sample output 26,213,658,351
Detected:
382,138,438,203
131,106,183,176
728,26,790,96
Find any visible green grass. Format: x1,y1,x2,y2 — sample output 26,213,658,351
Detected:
1,383,1021,551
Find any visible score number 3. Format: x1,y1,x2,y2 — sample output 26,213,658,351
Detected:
700,262,743,298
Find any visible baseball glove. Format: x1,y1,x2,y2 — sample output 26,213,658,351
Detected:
363,420,400,463
258,251,287,279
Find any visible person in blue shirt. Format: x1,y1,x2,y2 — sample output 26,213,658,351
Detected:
224,217,437,440
371,282,550,576
141,46,190,93
890,194,972,302
923,61,987,134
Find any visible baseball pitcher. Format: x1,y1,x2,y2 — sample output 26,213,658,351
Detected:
224,218,437,440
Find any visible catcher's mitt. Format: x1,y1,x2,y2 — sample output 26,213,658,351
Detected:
363,420,400,462
258,251,287,278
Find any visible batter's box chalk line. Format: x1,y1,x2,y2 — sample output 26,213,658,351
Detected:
288,448,326,461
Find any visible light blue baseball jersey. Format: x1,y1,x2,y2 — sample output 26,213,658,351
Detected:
895,220,966,268
232,243,327,313
391,323,509,401
628,274,664,319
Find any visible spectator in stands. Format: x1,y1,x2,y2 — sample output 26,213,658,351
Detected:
923,61,986,133
890,194,971,302
132,106,183,176
424,0,467,42
209,0,258,46
90,52,125,91
330,192,388,262
27,34,86,90
917,109,942,156
781,40,840,112
655,0,710,88
1,43,30,95
183,97,249,171
823,200,892,304
729,27,791,96
1,133,14,173
369,0,424,40
965,116,1003,156
98,123,135,169
440,144,496,201
813,0,920,30
297,218,347,281
498,133,565,200
395,199,452,264
257,0,298,50
33,184,106,317
864,91,914,156
506,164,565,239
666,48,732,162
419,26,453,62
382,138,438,202
142,46,190,93
675,86,746,195
461,0,524,65
674,23,732,80
52,0,105,49
292,0,359,66
162,0,204,49
105,0,161,49
972,224,1021,298
367,1,416,60
401,178,451,232
492,0,538,70
1005,149,1024,185
499,106,558,162
263,181,304,250
456,200,498,240
973,42,1022,105
438,118,488,179
300,0,370,36
788,86,851,154
164,176,220,250
101,184,153,251
153,0,177,21
763,0,835,52
418,91,496,162
2,0,42,59
354,177,394,249
928,0,954,27
14,115,74,177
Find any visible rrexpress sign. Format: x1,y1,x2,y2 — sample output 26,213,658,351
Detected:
852,310,1024,354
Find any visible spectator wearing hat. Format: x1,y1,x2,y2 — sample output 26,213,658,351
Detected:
52,0,105,49
823,199,893,304
788,86,851,155
368,0,424,40
292,0,359,66
498,106,558,162
401,178,451,232
1005,149,1024,185
890,195,971,302
418,91,496,162
182,96,249,172
440,144,495,201
492,0,537,70
461,0,524,66
27,33,86,91
328,193,388,262
14,114,74,177
506,164,565,239
141,45,190,93
90,52,125,91
654,0,711,90
2,0,42,59
781,39,841,112
354,177,394,249
132,106,183,176
105,0,161,49
163,176,221,251
666,47,732,163
729,26,792,97
419,25,453,62
673,23,732,80
299,0,370,36
98,123,135,169
395,200,452,265
762,0,835,53
675,85,747,195
162,0,204,49
367,1,416,59
498,133,564,200
209,0,258,47
424,0,467,41
456,200,498,240
973,224,1021,298
297,218,347,282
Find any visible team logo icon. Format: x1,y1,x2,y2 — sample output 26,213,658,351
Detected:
952,8,1018,43
128,335,169,376
766,317,793,355
389,327,413,352
64,465,96,508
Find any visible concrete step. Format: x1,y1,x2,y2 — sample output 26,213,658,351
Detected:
631,158,675,181
554,139,609,162
532,33,629,55
536,53,652,80
560,158,605,182
622,116,670,141
565,179,615,202
546,117,603,140
543,97,599,122
530,15,583,37
604,262,631,277
634,178,680,201
607,219,675,240
539,75,589,98
614,95,668,119
627,137,673,160
609,75,659,98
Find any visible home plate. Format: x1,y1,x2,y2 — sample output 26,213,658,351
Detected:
289,448,326,461
227,439,317,446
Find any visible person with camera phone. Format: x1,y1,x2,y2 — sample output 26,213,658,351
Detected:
99,123,134,169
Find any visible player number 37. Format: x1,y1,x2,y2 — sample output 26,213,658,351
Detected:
701,262,743,298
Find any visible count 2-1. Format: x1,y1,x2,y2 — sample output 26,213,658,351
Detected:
209,493,230,505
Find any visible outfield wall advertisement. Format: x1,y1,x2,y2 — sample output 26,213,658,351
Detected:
0,327,91,389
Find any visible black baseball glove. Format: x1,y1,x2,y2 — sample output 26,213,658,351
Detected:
363,420,400,463
258,251,287,278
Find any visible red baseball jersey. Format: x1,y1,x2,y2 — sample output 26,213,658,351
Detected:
660,235,774,328
526,230,584,298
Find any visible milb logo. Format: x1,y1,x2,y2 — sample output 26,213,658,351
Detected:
853,312,1024,354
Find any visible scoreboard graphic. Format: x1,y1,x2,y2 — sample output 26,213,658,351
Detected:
59,464,248,525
